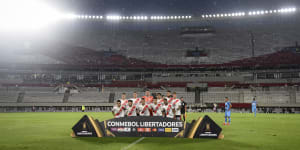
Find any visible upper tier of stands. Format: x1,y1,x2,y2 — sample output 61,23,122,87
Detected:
1,17,300,67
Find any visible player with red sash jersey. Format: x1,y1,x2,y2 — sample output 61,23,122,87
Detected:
162,98,175,119
130,92,141,106
172,92,182,120
166,90,173,103
156,93,164,105
150,98,163,116
112,100,125,118
143,90,153,104
120,93,128,107
137,98,150,116
126,100,137,117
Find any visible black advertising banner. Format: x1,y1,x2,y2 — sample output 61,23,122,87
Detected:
71,115,223,139
102,116,185,137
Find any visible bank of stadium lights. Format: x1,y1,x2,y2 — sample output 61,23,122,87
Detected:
202,7,296,19
248,7,296,16
77,15,103,19
202,12,245,18
105,15,148,21
150,16,192,20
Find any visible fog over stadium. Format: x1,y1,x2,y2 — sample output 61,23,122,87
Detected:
1,1,300,150
0,0,299,65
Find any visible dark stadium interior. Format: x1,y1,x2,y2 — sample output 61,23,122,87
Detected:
1,0,300,114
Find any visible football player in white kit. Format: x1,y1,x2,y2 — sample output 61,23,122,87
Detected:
126,100,137,117
162,98,175,119
137,98,150,116
166,90,173,103
172,92,182,120
130,92,141,106
150,98,163,116
156,93,164,105
120,93,128,107
112,100,125,118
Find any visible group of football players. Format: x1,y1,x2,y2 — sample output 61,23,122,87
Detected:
112,90,187,121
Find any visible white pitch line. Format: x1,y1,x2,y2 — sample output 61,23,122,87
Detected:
121,137,145,150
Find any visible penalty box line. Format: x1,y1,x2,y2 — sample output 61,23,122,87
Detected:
121,137,145,150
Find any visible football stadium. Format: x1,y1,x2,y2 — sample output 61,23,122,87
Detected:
1,0,300,150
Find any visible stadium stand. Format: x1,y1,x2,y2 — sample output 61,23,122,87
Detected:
68,92,110,103
23,92,63,103
1,16,300,113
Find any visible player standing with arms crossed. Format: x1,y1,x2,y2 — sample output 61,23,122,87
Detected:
224,97,232,125
112,100,125,118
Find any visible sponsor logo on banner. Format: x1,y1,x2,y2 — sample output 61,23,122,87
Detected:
145,128,151,132
152,128,157,132
158,128,164,132
77,131,93,135
118,128,124,132
132,128,136,132
124,128,131,132
137,128,145,132
172,128,179,133
165,128,172,132
110,128,117,132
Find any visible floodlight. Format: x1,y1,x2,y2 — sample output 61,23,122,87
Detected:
0,0,67,31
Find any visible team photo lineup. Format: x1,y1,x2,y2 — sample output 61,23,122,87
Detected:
112,91,186,120
1,0,300,150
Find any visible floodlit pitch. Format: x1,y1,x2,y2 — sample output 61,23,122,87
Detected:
0,112,300,150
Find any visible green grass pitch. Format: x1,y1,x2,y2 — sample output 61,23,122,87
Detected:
0,112,299,150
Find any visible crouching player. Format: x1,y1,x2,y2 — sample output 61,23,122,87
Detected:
137,98,151,116
162,98,176,119
224,97,232,125
112,100,125,118
126,100,137,117
150,98,163,116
